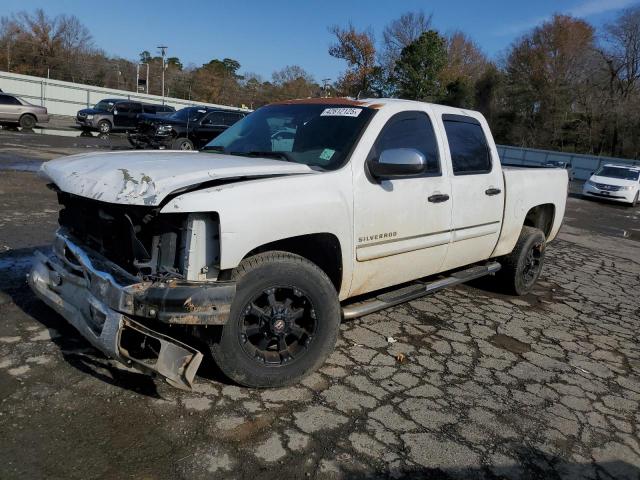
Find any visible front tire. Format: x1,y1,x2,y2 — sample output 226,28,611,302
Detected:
496,226,546,296
209,251,341,388
631,192,639,207
171,137,194,150
97,120,112,134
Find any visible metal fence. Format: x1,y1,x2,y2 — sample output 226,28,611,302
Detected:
0,70,248,117
497,145,640,181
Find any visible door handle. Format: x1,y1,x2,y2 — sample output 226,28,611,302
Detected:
485,188,502,196
428,193,450,203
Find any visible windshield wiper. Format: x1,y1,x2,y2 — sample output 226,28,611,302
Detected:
232,151,295,163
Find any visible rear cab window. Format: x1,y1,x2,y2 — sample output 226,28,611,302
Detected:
442,114,492,175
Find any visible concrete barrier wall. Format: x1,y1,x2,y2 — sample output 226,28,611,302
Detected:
0,70,248,116
497,145,640,181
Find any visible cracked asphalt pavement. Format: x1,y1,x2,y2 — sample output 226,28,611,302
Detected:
1,131,639,479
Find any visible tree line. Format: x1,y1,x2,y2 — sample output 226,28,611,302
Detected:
0,10,321,109
328,9,640,159
1,8,639,158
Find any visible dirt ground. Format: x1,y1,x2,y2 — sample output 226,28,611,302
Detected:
1,129,639,479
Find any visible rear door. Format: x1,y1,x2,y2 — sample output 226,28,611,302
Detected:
112,102,130,128
350,109,452,296
113,102,142,129
0,94,22,121
439,114,504,271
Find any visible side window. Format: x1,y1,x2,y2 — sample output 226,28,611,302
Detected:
0,95,20,105
443,116,492,175
115,103,130,114
370,111,440,175
202,112,225,125
223,112,242,126
142,105,156,113
129,103,143,114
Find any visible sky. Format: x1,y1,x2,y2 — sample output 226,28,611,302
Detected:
1,0,639,82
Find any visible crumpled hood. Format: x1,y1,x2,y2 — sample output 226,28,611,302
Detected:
42,150,316,206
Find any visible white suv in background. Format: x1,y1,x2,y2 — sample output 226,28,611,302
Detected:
583,164,640,206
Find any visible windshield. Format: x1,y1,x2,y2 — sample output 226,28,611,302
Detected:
94,101,115,112
171,107,208,123
204,103,375,170
594,166,639,181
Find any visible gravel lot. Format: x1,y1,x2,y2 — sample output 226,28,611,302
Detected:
1,129,639,479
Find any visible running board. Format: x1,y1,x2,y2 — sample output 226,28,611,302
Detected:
342,262,501,320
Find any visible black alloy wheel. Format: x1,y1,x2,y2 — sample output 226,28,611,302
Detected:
521,241,544,287
238,286,317,365
207,251,341,388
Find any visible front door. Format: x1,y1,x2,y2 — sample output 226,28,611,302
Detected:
350,109,452,296
439,114,504,271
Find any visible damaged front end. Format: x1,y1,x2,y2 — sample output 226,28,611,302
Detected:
28,191,234,389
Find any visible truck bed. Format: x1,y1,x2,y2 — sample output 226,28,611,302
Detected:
492,166,568,257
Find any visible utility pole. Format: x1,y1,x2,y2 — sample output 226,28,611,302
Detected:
322,78,331,98
7,27,21,72
158,45,168,104
136,63,150,93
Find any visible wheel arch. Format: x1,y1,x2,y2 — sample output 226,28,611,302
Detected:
235,233,343,293
522,203,555,238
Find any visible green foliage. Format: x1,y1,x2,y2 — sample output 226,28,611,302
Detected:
441,78,474,108
394,30,447,101
139,51,151,64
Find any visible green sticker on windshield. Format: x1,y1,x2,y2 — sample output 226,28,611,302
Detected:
320,149,335,161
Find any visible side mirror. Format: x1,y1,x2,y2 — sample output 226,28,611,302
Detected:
113,110,118,115
369,148,426,179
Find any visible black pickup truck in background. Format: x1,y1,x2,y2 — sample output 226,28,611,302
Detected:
128,106,247,150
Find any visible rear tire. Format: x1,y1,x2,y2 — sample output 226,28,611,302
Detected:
19,114,36,129
208,251,341,388
171,137,194,150
495,226,546,296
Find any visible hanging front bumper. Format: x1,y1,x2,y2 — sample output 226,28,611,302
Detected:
27,231,235,389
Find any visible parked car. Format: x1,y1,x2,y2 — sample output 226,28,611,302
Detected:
76,99,175,134
29,98,568,390
0,93,49,129
128,106,247,150
582,164,640,206
543,160,574,181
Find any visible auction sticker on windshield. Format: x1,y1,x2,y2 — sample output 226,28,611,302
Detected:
320,108,362,117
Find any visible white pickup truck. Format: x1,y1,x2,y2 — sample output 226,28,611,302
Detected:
29,98,568,389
